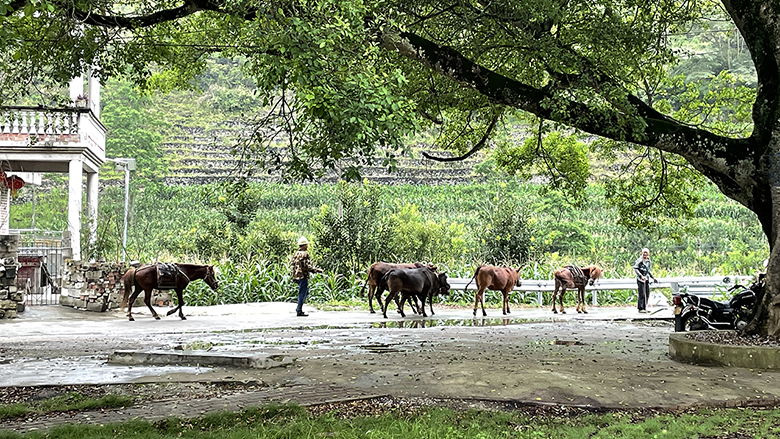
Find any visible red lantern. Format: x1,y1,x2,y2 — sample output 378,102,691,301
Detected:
6,175,24,198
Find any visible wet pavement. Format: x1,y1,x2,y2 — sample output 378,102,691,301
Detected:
2,302,779,418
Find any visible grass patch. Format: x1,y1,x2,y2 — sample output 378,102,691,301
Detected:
0,393,134,421
3,402,780,438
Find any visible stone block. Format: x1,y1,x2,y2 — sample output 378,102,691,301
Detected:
4,310,18,318
0,291,6,300
60,295,86,308
86,301,107,312
9,292,22,302
16,302,24,313
8,285,17,293
0,299,18,309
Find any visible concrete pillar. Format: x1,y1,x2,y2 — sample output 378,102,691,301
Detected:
68,159,83,261
88,68,100,119
86,171,99,259
0,185,8,234
69,76,84,102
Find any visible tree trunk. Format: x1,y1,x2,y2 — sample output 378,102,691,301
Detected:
743,152,780,336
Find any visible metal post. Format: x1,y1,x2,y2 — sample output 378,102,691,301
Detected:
122,164,129,261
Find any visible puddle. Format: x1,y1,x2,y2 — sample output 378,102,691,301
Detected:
359,343,402,354
371,317,540,328
0,357,210,386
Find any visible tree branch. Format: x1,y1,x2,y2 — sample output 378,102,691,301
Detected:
422,115,498,161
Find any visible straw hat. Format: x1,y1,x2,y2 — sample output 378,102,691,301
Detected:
297,237,310,247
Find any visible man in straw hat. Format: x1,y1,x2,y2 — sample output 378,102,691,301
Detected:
290,236,323,316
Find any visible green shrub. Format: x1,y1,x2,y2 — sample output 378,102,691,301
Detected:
477,197,535,264
311,181,393,275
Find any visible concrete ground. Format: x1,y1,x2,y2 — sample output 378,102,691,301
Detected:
1,302,778,432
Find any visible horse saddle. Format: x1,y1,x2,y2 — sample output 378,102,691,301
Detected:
156,263,179,290
566,265,587,285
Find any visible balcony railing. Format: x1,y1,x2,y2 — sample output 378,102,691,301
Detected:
0,106,87,135
0,105,106,159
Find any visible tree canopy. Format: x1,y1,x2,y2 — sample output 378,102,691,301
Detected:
5,0,780,334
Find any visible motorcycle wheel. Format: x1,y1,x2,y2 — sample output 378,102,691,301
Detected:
681,313,708,331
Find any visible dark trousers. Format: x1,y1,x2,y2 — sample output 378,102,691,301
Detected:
637,280,650,310
295,278,309,313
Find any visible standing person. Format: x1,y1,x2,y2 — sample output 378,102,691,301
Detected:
633,247,658,313
290,237,323,317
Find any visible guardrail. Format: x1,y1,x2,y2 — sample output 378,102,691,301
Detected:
447,275,754,306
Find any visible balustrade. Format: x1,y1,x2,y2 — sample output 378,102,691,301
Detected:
0,106,81,136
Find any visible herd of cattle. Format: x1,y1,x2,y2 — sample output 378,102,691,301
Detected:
361,261,603,318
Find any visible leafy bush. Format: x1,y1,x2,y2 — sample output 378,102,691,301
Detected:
387,203,468,264
311,181,393,275
477,198,535,264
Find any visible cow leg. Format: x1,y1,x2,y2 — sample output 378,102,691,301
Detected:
580,288,588,314
473,287,487,317
368,284,377,314
502,290,510,315
419,293,428,318
143,288,160,320
558,288,566,314
397,291,407,318
382,290,398,319
428,293,435,316
551,286,559,314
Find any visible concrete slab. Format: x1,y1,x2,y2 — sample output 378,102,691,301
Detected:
108,350,295,369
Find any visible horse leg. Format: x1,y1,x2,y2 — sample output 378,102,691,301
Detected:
126,285,143,321
143,288,160,320
166,288,186,320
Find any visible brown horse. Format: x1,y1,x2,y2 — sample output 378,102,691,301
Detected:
120,263,219,321
551,265,603,314
464,265,522,316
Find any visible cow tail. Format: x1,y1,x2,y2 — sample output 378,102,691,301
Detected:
464,265,481,294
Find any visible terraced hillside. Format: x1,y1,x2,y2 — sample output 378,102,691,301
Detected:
159,119,489,186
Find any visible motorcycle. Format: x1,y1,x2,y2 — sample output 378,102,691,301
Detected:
672,274,764,332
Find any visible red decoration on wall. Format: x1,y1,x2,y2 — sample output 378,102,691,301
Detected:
5,175,24,198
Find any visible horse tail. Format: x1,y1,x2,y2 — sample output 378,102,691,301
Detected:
120,267,136,312
464,265,481,294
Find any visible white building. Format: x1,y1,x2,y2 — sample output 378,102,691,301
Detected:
0,71,106,261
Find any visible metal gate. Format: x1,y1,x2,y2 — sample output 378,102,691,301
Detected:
13,230,64,306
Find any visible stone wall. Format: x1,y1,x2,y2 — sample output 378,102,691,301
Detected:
59,261,172,312
0,235,21,319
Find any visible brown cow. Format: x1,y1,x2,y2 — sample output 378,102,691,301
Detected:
361,261,435,313
551,264,603,314
464,265,522,317
377,267,450,318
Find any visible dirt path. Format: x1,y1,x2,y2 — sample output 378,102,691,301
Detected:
1,304,779,417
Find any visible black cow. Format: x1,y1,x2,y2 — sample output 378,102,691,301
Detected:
377,267,450,318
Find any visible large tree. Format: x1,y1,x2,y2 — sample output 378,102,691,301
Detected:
2,0,779,333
